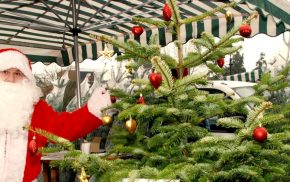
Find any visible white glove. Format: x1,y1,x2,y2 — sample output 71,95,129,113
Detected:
87,87,111,118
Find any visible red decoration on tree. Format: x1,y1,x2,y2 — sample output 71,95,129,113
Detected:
149,72,162,89
163,3,172,21
239,24,252,38
253,126,268,142
29,136,38,155
110,95,117,103
131,26,144,37
217,57,225,68
137,94,145,104
183,68,189,76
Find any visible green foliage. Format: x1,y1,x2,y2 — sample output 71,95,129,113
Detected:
38,1,289,181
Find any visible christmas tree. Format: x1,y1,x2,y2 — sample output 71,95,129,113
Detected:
39,1,289,181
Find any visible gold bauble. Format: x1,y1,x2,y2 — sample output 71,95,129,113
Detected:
125,118,137,134
225,10,233,22
102,114,113,125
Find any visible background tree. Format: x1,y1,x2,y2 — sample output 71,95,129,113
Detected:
224,51,246,75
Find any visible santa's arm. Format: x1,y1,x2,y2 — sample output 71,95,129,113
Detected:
32,87,111,141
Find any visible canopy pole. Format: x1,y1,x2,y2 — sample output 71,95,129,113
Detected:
72,0,82,108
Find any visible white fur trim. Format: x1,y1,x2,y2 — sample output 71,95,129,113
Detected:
0,130,28,181
0,50,35,84
88,87,111,118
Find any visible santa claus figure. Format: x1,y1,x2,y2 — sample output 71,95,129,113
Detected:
0,48,111,181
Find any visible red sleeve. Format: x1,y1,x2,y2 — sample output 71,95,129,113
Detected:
31,99,103,141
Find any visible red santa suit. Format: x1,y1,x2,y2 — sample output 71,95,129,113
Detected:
0,48,110,182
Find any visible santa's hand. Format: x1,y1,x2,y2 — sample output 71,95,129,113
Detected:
87,87,111,118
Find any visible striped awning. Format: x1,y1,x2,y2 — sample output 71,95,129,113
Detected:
0,0,289,66
223,69,262,82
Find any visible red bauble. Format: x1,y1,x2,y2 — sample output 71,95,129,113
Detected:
239,24,252,38
253,126,268,142
110,95,117,103
217,57,225,68
163,3,172,21
137,94,145,104
149,72,162,89
131,26,144,37
29,136,38,155
183,68,189,76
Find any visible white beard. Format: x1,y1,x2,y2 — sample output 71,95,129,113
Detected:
0,81,42,134
0,81,42,181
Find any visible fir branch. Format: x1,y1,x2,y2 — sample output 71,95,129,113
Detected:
174,72,207,90
258,114,284,126
181,2,236,24
131,78,150,86
151,56,174,90
217,117,245,129
245,102,273,128
24,125,74,151
184,14,256,68
194,135,236,147
213,165,263,182
270,132,290,141
168,0,181,23
201,32,216,49
132,17,174,28
100,35,150,61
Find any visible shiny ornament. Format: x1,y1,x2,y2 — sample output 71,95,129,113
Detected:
99,44,114,59
29,136,38,155
183,68,189,77
125,63,134,74
110,95,117,103
253,126,268,142
102,114,113,125
149,72,162,89
137,93,145,104
78,167,89,182
217,57,225,68
131,26,144,37
239,24,252,38
225,10,233,22
163,3,172,21
171,68,189,79
125,118,137,134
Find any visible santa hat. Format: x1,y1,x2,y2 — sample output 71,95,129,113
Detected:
0,48,35,83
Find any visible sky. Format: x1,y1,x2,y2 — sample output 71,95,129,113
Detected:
226,31,290,72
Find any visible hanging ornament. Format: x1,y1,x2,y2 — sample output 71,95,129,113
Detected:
183,68,189,77
217,57,225,68
163,3,172,21
125,117,137,134
131,26,144,37
253,125,268,142
239,24,252,38
102,114,113,125
125,65,133,74
137,93,145,104
110,95,117,103
225,10,233,22
99,44,114,59
29,135,38,155
149,71,162,89
78,167,89,182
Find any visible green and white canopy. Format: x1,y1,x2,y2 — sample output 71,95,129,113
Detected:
223,69,262,82
0,0,289,65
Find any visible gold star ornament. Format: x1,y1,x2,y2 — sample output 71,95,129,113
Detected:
78,167,89,182
99,44,114,59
